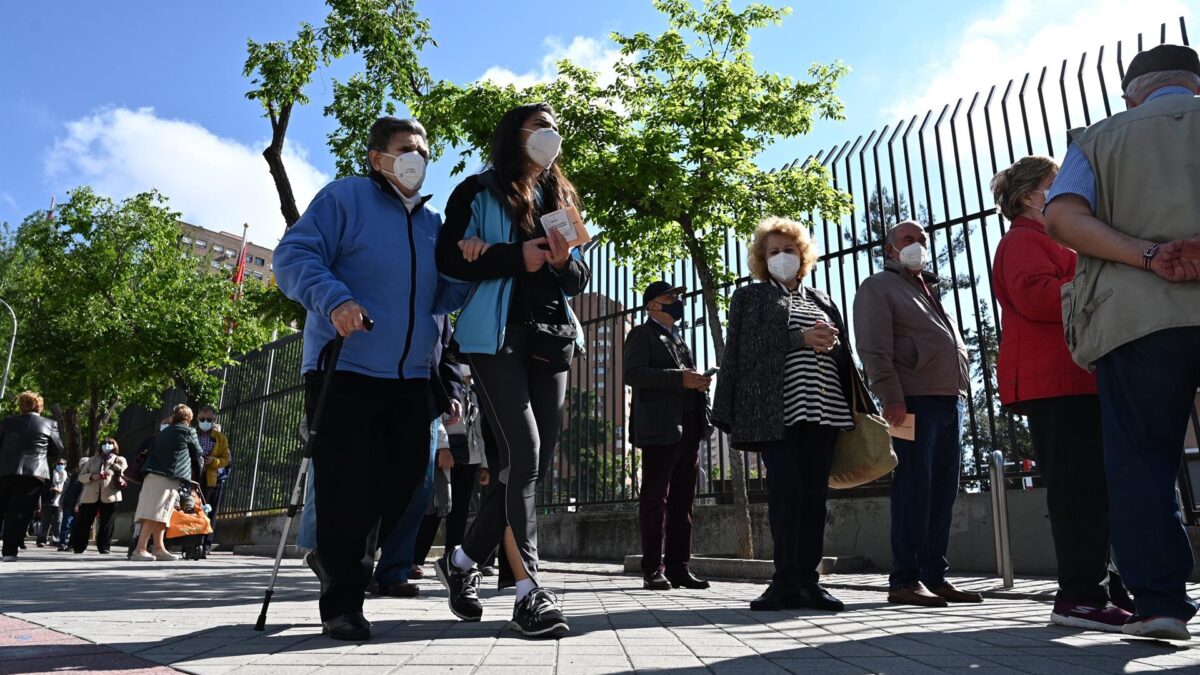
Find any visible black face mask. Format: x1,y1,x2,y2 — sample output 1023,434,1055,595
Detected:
660,301,685,321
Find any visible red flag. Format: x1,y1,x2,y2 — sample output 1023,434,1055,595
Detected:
231,241,248,287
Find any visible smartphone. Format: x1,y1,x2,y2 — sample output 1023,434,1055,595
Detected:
702,366,720,377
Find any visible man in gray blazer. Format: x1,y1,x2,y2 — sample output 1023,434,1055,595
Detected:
624,281,712,591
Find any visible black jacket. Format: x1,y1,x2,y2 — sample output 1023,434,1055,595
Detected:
0,413,64,480
142,423,202,482
624,320,712,447
712,281,876,450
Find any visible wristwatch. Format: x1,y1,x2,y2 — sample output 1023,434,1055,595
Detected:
1143,243,1162,271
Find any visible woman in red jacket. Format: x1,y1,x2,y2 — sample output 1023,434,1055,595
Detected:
992,156,1132,632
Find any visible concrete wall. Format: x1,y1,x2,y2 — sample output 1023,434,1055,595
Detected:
179,487,1200,581
536,489,1057,576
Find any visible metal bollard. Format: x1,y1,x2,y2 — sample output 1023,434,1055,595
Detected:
989,450,1014,588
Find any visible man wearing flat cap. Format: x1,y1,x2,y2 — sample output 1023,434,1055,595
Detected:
1045,43,1200,640
623,281,712,591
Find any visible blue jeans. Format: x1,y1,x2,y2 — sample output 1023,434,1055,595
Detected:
296,462,317,551
374,419,439,585
889,395,964,589
1096,326,1200,622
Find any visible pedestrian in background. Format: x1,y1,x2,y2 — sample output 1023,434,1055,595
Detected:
131,404,201,562
0,391,64,561
991,155,1133,632
625,280,712,592
37,458,67,548
71,437,127,554
194,405,230,558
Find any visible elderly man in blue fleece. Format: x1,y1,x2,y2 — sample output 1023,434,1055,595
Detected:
274,116,465,642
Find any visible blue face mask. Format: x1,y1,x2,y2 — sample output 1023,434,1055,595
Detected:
660,301,685,321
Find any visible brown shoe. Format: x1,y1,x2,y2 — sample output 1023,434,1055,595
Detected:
887,582,948,607
929,582,983,603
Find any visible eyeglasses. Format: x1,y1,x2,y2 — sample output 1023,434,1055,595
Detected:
198,418,215,423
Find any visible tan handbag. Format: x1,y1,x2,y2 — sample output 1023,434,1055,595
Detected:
829,368,898,489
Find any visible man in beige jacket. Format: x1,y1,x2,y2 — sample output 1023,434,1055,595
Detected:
853,220,979,607
1045,44,1200,641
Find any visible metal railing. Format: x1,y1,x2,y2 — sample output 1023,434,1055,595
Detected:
211,18,1199,519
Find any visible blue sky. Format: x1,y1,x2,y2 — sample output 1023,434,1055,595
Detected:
1,0,1193,248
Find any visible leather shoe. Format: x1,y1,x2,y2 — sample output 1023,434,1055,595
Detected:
643,571,671,590
666,569,711,590
930,582,983,604
793,584,844,612
750,585,792,611
373,581,419,598
321,611,371,641
887,582,948,607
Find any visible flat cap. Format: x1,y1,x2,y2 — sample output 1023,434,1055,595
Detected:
1122,44,1200,91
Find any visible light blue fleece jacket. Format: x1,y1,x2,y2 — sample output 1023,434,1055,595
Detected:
275,173,467,379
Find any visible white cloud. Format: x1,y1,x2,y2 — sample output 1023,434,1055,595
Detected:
480,36,623,88
885,0,1193,121
44,107,330,249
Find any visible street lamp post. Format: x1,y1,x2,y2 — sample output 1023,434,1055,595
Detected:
0,299,15,401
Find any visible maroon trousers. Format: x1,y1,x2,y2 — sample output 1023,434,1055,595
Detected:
638,407,703,576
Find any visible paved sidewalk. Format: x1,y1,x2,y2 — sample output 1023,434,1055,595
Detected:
3,551,1200,674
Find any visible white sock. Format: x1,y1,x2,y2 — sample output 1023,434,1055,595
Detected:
515,578,537,602
451,546,475,572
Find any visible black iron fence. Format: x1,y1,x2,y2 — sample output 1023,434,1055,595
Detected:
215,19,1200,519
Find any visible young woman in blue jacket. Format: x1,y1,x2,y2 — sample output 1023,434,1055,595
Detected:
434,103,590,638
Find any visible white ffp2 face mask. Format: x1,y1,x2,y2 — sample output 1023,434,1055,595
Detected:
767,252,801,282
898,242,928,270
379,151,427,191
524,128,562,169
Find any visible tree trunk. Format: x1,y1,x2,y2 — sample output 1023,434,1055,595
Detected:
52,403,83,470
86,381,99,455
265,104,301,228
680,218,754,560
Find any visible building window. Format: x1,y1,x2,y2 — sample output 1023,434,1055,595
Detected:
596,366,606,375
181,236,193,245
245,253,253,264
253,271,264,280
597,380,605,389
213,245,224,254
210,260,220,269
254,257,265,266
195,239,207,248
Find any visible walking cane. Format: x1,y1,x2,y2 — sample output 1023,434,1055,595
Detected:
254,316,372,631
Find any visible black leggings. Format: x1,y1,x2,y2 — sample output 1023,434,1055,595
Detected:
460,326,567,583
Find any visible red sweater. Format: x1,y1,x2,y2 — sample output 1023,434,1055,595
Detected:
992,216,1097,406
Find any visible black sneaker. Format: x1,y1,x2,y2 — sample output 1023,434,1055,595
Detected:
434,553,483,621
511,587,569,638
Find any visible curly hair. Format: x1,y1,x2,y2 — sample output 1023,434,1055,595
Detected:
170,404,193,424
748,217,819,282
991,156,1058,220
17,391,43,414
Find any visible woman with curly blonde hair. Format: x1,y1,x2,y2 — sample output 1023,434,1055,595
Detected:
713,217,873,612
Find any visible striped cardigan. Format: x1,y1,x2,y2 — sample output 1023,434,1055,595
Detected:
712,281,873,451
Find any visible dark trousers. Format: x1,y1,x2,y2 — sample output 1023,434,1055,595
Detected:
0,475,42,557
414,462,479,566
761,422,840,590
1024,394,1124,604
305,370,434,621
202,483,224,548
889,395,963,589
38,504,62,545
462,326,567,583
71,501,117,552
1096,326,1200,621
638,407,703,576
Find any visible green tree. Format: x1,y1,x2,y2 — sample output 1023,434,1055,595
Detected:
558,388,627,506
414,0,850,558
0,189,275,467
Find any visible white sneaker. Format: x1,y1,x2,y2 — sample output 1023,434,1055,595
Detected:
1,556,17,562
153,550,180,562
1122,616,1192,641
130,551,155,561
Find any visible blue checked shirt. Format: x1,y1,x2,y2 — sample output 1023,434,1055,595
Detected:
1047,86,1197,213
